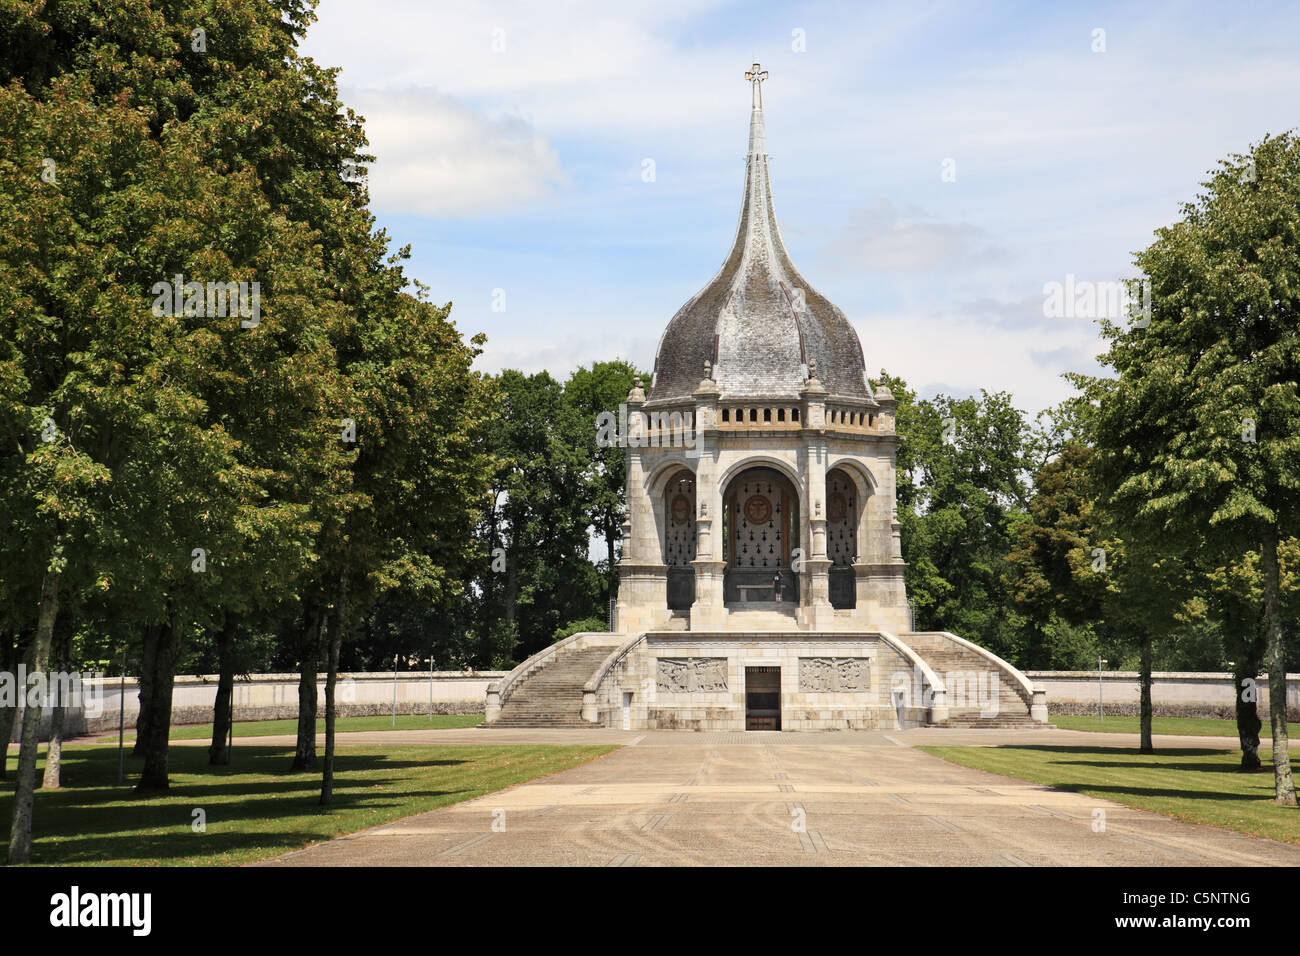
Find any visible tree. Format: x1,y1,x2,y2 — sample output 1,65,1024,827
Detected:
887,373,1037,663
478,371,601,662
564,360,641,605
1088,134,1300,804
317,289,495,805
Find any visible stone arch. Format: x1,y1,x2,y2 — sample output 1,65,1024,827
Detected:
661,467,698,610
720,463,800,603
644,456,698,498
824,467,859,568
825,456,877,498
717,454,804,498
826,456,882,563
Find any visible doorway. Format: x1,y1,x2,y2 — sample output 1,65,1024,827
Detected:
745,666,781,730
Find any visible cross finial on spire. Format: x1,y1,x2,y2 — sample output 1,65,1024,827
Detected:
745,62,769,109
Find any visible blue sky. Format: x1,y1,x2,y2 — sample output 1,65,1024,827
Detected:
302,0,1300,415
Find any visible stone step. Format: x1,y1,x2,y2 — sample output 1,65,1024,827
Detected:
487,645,612,729
902,633,1037,720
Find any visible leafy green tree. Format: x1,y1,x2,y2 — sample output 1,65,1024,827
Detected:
887,373,1036,663
478,370,601,662
564,360,641,604
316,291,495,805
1087,133,1300,804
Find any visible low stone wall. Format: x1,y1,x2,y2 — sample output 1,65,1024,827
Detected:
6,671,507,742
1027,671,1300,721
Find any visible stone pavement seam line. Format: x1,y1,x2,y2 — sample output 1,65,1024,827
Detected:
798,830,829,854
1002,853,1032,867
606,853,640,866
883,735,906,747
924,815,963,833
437,834,496,857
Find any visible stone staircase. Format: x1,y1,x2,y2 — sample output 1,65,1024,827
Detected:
901,632,1048,728
486,645,612,728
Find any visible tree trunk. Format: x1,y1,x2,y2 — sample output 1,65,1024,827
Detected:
7,565,60,865
41,621,73,789
1139,635,1153,754
0,629,20,780
208,614,238,765
321,567,349,806
1260,528,1296,805
290,605,322,772
41,706,65,790
504,549,519,631
133,623,160,757
1234,632,1264,771
0,697,14,780
136,615,183,792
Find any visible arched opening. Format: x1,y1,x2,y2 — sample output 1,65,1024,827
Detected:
663,469,696,610
826,467,857,608
722,465,799,604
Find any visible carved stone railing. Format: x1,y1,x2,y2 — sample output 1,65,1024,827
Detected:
717,405,802,428
485,631,608,723
906,630,1048,722
876,629,949,724
824,405,877,433
582,632,648,724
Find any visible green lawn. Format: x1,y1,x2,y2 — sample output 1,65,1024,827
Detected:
0,741,613,866
86,712,484,744
921,743,1300,845
1051,714,1300,738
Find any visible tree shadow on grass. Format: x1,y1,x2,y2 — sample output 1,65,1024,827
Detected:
1036,782,1274,802
987,745,1251,772
990,745,1235,758
0,746,485,865
970,745,1280,801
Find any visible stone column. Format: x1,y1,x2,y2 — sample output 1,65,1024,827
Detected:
616,378,668,633
867,381,909,632
799,365,835,630
690,367,726,630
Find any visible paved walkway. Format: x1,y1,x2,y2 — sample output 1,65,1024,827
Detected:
254,727,1300,867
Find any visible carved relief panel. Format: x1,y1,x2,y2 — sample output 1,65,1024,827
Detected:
798,657,870,692
656,657,729,693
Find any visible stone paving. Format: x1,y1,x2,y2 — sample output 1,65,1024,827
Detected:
251,727,1300,867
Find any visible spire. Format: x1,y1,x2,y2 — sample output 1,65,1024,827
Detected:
645,63,870,404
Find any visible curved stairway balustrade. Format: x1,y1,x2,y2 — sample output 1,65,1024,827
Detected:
484,631,621,724
583,632,649,724
903,630,1049,726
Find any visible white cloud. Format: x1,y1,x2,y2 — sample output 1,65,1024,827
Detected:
348,88,566,217
854,312,1101,414
822,200,1006,273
